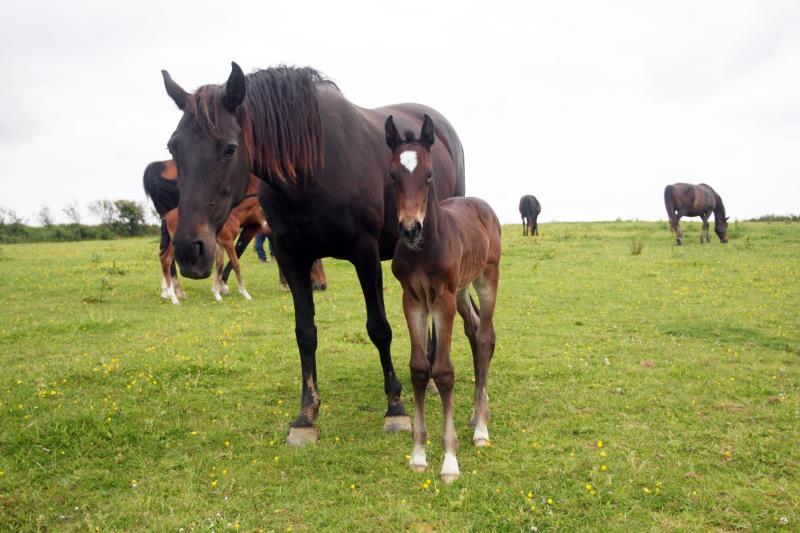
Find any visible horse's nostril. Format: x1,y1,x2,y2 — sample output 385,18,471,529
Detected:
194,239,205,259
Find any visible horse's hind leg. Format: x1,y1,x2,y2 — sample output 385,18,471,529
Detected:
701,213,710,243
522,216,527,236
471,264,499,447
224,239,252,300
455,288,480,427
160,243,179,305
533,216,539,236
674,215,683,245
353,246,410,432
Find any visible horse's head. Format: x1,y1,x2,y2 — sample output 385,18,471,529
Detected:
161,62,251,278
385,114,435,249
715,216,729,243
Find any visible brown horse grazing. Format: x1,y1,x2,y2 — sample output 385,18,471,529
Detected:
386,115,501,484
664,183,729,245
519,195,541,236
160,63,464,445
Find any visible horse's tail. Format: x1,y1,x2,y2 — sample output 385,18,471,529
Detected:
664,185,676,232
143,161,179,217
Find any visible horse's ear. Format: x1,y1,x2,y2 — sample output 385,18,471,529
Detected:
162,70,189,110
223,62,247,111
420,114,435,150
725,216,730,222
385,115,401,151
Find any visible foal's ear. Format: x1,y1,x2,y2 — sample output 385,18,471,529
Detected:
162,70,189,110
224,62,247,111
420,114,435,150
385,115,401,151
725,216,730,222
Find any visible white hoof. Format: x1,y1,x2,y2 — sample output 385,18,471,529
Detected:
286,426,318,446
383,415,412,433
409,446,427,472
441,453,460,484
221,283,230,295
473,426,490,447
213,292,222,302
240,290,252,300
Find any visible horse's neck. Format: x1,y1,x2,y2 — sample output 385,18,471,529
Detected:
421,181,445,246
713,194,726,220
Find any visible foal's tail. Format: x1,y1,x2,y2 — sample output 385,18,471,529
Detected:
664,185,676,232
426,323,437,366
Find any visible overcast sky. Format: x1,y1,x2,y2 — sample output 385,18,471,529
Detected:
1,0,798,225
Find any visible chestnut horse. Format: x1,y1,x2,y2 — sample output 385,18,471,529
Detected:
386,115,501,484
519,194,541,236
664,183,729,245
160,63,464,444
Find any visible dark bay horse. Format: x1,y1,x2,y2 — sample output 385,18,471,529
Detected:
387,115,500,484
160,63,465,445
519,194,541,236
664,183,729,245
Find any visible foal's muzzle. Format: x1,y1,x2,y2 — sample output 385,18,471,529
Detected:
399,220,423,247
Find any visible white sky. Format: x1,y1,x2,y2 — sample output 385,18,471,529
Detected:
1,1,798,225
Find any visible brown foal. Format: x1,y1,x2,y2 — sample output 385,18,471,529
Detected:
386,114,501,484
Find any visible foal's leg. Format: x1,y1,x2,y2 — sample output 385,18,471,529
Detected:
223,238,252,300
353,247,410,432
404,292,431,472
211,247,224,301
455,289,479,427
471,265,499,447
431,292,459,484
171,260,187,300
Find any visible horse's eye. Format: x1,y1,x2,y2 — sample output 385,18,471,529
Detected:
222,144,237,159
425,171,433,184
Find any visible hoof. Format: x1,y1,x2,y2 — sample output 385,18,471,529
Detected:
473,438,490,447
410,463,427,473
286,426,318,447
441,473,459,485
383,415,412,432
221,283,230,295
241,291,253,300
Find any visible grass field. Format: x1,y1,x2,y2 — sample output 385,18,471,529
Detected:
1,220,798,531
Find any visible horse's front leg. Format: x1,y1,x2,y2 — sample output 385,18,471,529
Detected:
431,291,459,484
521,217,527,236
404,291,430,472
353,247,410,432
160,243,179,305
279,252,320,446
674,215,683,245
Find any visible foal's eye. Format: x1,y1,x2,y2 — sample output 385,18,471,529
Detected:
425,171,433,184
222,144,238,159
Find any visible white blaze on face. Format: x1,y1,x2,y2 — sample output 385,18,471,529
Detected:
400,150,418,173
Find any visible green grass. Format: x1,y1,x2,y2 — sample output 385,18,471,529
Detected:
1,221,798,531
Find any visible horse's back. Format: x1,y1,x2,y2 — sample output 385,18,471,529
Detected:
519,195,540,217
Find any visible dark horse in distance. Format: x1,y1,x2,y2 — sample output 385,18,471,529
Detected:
664,183,728,245
519,194,541,236
160,62,465,445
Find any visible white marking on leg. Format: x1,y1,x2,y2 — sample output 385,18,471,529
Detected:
239,286,252,300
473,424,489,446
441,452,459,478
410,445,427,471
400,150,417,173
221,281,230,295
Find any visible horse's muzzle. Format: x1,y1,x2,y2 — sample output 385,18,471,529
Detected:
174,237,215,279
